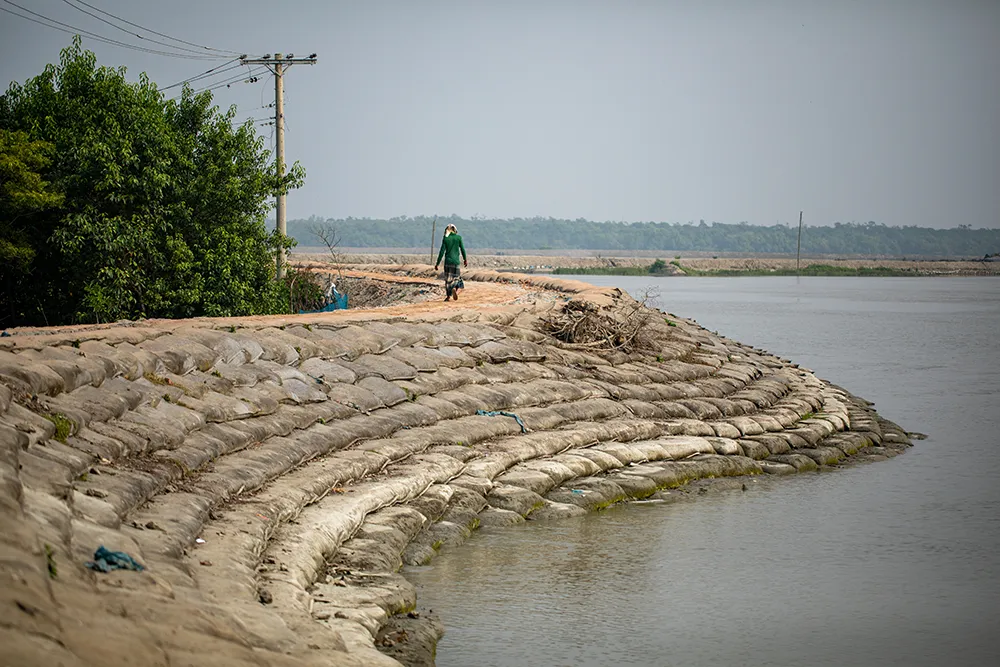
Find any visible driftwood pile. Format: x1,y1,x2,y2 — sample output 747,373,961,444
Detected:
536,293,658,352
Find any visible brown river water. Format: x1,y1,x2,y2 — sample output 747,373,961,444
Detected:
404,276,1000,667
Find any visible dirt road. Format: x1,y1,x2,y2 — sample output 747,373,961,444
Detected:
1,268,561,344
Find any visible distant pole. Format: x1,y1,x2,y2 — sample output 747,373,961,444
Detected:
430,218,436,266
796,210,803,274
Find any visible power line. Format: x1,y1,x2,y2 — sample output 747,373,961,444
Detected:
59,0,236,58
191,67,267,94
63,0,241,55
169,66,262,100
160,59,245,91
205,68,266,92
260,72,274,108
0,1,227,60
228,117,272,127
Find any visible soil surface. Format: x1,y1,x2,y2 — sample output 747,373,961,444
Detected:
294,267,566,317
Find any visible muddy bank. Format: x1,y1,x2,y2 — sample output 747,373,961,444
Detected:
299,252,999,277
0,266,912,667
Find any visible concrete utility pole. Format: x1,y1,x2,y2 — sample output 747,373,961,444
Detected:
430,218,436,266
241,53,317,280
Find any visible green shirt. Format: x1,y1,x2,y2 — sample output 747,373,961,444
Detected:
436,233,467,266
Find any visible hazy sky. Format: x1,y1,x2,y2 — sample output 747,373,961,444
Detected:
2,1,998,227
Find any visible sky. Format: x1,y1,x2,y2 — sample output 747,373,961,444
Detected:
1,0,998,228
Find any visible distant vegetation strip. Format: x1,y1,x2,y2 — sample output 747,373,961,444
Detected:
286,216,1000,257
550,261,930,277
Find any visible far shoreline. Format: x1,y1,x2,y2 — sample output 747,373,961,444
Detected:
296,249,1000,278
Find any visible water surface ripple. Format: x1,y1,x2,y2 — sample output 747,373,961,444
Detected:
405,277,1000,667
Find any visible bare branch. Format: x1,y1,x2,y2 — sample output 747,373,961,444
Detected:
309,222,346,289
535,290,662,353
310,223,341,255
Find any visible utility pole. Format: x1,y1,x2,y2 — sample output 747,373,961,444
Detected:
241,53,318,280
430,218,436,266
796,210,804,275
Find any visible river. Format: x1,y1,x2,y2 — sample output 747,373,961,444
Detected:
404,277,1000,667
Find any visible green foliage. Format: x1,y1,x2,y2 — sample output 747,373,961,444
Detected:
286,268,326,313
43,412,72,443
0,129,63,282
286,215,1000,258
648,259,667,273
0,40,301,326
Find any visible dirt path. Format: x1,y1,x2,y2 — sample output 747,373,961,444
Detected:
333,269,557,317
1,268,560,345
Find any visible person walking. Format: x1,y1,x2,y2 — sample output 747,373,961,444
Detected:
434,224,468,301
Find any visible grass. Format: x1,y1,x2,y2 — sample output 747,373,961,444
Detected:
44,544,57,579
552,258,677,276
43,413,72,443
551,266,650,276
144,372,169,386
681,264,920,277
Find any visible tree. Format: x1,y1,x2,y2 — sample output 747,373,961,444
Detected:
1,130,64,322
0,39,302,326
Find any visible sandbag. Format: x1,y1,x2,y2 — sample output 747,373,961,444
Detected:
357,377,409,407
298,357,357,384
340,354,418,381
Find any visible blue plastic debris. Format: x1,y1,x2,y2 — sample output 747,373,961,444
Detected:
85,546,145,573
300,287,348,313
475,410,528,433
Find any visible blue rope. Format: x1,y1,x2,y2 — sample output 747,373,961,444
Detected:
476,409,528,433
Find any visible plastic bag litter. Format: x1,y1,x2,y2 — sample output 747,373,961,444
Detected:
85,546,145,572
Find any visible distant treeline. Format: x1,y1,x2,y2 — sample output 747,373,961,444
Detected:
284,216,1000,257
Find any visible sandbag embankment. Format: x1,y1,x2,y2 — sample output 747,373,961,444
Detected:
0,268,911,667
